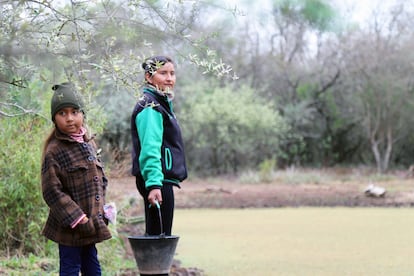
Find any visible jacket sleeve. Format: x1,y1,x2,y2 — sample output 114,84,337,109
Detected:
136,107,164,189
41,154,84,227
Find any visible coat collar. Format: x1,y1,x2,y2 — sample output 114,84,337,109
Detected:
54,127,91,143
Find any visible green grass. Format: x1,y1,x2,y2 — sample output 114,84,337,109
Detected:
173,208,414,276
0,223,137,275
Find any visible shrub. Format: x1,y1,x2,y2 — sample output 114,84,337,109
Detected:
259,158,277,183
180,84,289,175
0,116,50,256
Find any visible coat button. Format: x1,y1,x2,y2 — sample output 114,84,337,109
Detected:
98,213,103,218
95,195,100,201
88,155,95,161
82,143,88,148
93,176,99,182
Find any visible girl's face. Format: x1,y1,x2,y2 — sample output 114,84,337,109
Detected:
54,107,84,135
145,62,176,92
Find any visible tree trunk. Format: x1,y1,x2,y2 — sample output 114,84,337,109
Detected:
370,126,393,174
371,139,383,173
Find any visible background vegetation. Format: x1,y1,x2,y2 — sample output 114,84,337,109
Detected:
1,0,414,271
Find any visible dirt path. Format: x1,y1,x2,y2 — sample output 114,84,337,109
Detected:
109,176,414,208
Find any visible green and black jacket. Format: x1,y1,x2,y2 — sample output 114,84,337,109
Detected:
131,85,187,190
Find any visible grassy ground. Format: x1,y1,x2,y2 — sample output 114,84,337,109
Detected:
2,168,414,275
173,208,414,276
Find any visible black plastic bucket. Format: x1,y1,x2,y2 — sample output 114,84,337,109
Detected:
128,234,179,275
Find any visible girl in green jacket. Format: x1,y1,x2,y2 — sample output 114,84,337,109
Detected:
131,56,187,237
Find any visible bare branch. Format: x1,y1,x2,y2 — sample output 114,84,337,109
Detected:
0,102,48,120
0,79,26,88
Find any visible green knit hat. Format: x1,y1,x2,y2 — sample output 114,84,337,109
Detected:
50,82,84,120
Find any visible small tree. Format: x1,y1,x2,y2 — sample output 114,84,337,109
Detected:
343,2,414,172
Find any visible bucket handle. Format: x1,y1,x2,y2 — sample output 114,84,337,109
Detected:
149,200,165,237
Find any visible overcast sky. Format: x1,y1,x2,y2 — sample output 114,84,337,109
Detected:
221,0,400,25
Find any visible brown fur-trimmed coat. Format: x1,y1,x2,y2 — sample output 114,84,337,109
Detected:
41,129,111,246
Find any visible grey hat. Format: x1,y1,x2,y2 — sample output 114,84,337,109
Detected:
50,82,84,120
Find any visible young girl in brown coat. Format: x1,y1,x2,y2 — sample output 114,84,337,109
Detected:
41,82,111,275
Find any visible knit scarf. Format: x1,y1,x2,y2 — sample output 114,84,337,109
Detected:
70,126,87,143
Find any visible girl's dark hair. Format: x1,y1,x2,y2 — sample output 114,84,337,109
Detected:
42,129,55,162
142,55,174,75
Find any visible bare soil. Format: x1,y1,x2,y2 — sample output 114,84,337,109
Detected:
110,175,414,210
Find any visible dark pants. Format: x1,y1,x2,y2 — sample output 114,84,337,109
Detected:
136,178,175,235
59,244,101,276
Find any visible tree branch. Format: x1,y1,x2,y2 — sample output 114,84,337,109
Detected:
0,79,26,88
0,102,48,120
